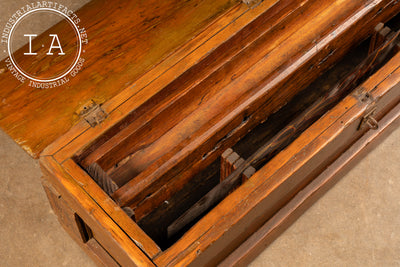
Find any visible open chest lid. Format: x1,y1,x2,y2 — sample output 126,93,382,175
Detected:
0,0,241,158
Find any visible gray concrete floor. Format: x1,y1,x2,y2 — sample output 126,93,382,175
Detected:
0,1,399,266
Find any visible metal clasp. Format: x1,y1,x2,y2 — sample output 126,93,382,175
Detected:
359,107,378,130
77,100,108,127
242,0,262,6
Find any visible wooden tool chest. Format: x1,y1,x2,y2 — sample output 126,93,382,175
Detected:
1,0,400,266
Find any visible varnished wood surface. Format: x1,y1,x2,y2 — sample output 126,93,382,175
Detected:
220,100,400,267
42,180,120,267
0,0,239,157
27,1,400,266
90,0,316,174
111,0,400,214
167,34,400,238
61,159,161,258
44,0,262,162
153,51,400,266
40,155,157,266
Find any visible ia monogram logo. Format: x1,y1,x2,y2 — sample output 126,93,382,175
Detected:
24,34,66,56
1,2,88,88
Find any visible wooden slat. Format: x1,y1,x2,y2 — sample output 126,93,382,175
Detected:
107,0,334,184
0,0,239,158
220,101,400,267
220,148,234,181
82,0,313,173
40,156,156,266
167,32,400,237
221,150,240,182
48,0,282,162
156,84,363,267
121,0,400,221
112,0,400,212
369,22,385,54
61,159,161,258
154,51,400,267
242,166,255,182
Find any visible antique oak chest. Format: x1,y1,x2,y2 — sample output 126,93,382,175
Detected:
1,0,400,266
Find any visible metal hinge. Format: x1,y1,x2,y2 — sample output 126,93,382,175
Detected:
77,100,108,127
359,107,379,130
355,90,379,131
242,0,262,6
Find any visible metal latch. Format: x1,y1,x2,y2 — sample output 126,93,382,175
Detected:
242,0,261,6
355,90,378,131
359,107,379,130
77,100,108,127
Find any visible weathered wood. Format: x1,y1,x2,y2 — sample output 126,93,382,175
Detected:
86,163,118,196
0,0,239,158
51,0,280,164
107,0,330,219
62,159,161,258
137,160,220,250
132,30,373,223
220,148,234,181
155,50,400,267
12,0,397,266
220,101,400,267
40,156,158,266
369,23,385,54
167,33,399,238
242,166,256,182
42,179,119,267
97,0,316,178
221,149,240,182
112,0,400,213
136,44,366,237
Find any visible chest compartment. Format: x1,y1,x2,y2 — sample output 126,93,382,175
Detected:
1,0,400,266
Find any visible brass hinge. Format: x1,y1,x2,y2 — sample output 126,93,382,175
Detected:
77,100,108,127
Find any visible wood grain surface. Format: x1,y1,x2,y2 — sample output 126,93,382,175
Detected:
0,0,238,157
111,0,400,216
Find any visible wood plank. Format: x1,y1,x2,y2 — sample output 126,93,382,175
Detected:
0,0,239,158
137,160,220,250
136,15,398,240
40,156,156,266
42,178,120,267
221,150,240,182
155,90,362,266
83,0,314,173
106,0,333,182
42,179,84,243
166,32,400,237
369,23,385,54
61,159,161,258
48,0,281,162
220,101,400,267
154,53,400,267
113,0,400,211
220,148,234,181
